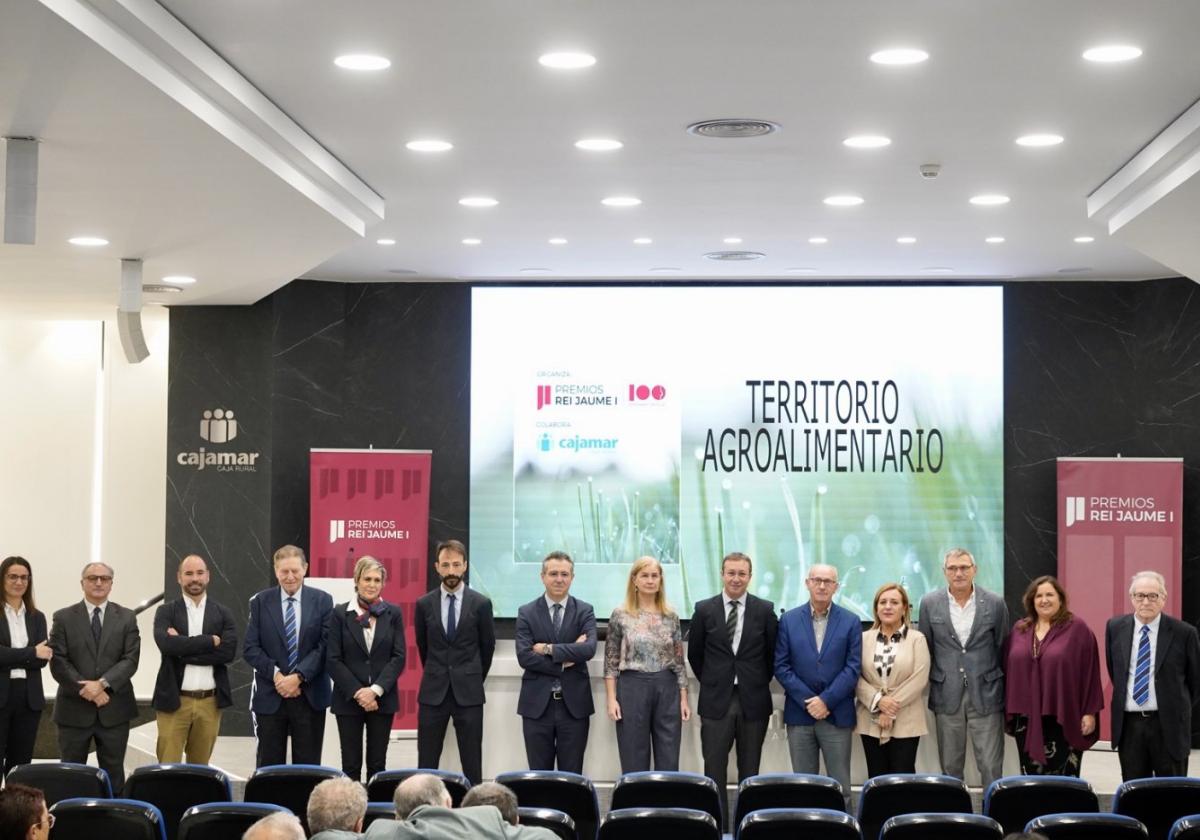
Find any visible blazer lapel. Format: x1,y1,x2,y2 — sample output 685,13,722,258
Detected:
352,607,371,655
1155,616,1174,674
268,587,288,642
799,606,818,655
453,589,474,639
80,602,100,658
964,591,989,645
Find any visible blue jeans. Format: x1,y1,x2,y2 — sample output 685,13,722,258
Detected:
787,720,852,809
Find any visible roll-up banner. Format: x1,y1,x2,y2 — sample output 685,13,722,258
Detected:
311,448,433,730
1057,456,1183,743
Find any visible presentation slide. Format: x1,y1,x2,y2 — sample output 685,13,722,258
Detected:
470,286,1003,619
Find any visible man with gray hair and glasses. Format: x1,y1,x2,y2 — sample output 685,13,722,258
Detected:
243,812,304,840
365,773,557,839
1106,570,1200,779
308,776,369,839
917,548,1009,788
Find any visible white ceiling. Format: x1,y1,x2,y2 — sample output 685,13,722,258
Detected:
4,0,1200,312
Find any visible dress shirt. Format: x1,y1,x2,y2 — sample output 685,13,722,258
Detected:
441,584,465,633
180,595,216,691
544,593,568,630
5,601,28,679
83,599,109,625
725,594,747,653
1126,612,1162,711
274,588,302,676
947,587,976,648
811,603,830,652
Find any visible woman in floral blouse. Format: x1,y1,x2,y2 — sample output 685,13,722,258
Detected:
604,555,691,771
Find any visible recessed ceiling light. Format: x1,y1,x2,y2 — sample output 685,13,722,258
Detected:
723,237,743,244
548,238,568,245
633,237,653,245
520,268,552,274
538,52,596,69
162,275,197,285
388,269,418,275
1083,45,1142,63
68,236,108,247
896,236,917,244
462,238,482,245
823,195,864,207
601,196,641,207
1016,133,1064,147
969,194,1010,206
575,138,623,151
870,48,929,66
1074,235,1095,243
808,236,828,244
844,135,892,149
922,266,955,274
406,140,453,152
985,236,1006,244
1059,267,1091,274
786,268,816,274
649,267,681,273
705,250,765,261
376,238,396,245
142,284,183,294
334,54,391,71
459,196,498,207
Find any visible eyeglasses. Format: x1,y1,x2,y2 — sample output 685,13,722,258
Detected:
84,575,113,584
4,573,29,582
42,814,56,829
807,577,838,588
944,564,974,575
1131,592,1162,603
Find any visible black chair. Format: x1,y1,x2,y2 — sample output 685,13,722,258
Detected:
983,774,1099,835
49,798,166,840
881,813,1003,840
599,807,720,840
178,802,293,840
122,764,233,840
243,764,343,831
495,770,601,840
1114,777,1200,840
857,774,972,840
611,771,723,829
7,761,112,805
364,802,395,829
519,806,577,840
1169,816,1200,840
734,773,846,833
366,768,472,807
1027,812,1149,840
737,807,861,840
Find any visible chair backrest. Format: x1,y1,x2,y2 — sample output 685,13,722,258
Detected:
857,774,972,840
7,761,112,805
519,806,578,840
366,768,472,807
611,771,723,828
122,764,232,840
881,813,1003,840
1114,777,1200,840
983,774,1099,835
1028,812,1149,840
737,807,861,840
364,802,395,829
495,770,601,840
178,802,293,840
599,807,720,840
49,797,166,840
1169,815,1200,840
734,773,846,833
243,764,343,831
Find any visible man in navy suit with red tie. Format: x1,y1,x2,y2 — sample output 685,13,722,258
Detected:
243,544,333,766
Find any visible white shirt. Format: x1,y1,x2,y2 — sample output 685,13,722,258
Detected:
180,596,217,692
5,602,28,679
947,587,976,648
84,599,109,625
1126,613,1162,711
441,584,465,634
544,594,568,638
724,594,747,654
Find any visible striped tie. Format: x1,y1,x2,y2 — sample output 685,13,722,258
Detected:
284,597,299,672
726,600,739,649
1133,624,1151,706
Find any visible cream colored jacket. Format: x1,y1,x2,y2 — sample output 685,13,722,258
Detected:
855,626,930,742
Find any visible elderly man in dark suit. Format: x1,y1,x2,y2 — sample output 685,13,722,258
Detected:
414,539,496,785
1106,569,1200,780
515,550,597,774
48,561,140,792
688,551,778,831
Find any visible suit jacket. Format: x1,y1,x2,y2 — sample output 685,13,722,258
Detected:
515,594,597,720
243,585,333,713
152,596,238,711
855,626,931,741
414,587,496,707
364,805,556,840
0,606,48,710
327,600,406,715
1106,612,1200,762
917,585,1009,715
774,601,862,727
687,593,778,721
48,600,140,727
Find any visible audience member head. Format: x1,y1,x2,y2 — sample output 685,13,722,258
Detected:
1,556,36,612
308,777,368,834
394,773,452,819
624,555,673,615
242,812,305,840
0,784,49,840
1003,833,1049,840
461,782,519,825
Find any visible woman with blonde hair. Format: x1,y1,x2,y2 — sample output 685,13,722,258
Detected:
604,556,690,771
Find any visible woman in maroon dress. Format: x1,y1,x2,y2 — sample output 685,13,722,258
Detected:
1003,575,1103,775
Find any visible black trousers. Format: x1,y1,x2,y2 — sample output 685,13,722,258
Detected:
522,696,590,775
255,696,325,767
417,696,484,785
700,687,769,831
860,733,921,778
57,719,130,792
0,681,41,776
1119,711,1189,780
336,710,395,782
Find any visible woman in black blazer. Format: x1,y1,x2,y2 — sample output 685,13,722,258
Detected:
327,555,406,781
0,556,52,775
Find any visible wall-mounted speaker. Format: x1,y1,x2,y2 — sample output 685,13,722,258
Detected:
118,259,149,363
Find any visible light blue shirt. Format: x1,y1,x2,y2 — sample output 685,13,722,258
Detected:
1126,613,1161,710
280,587,302,638
441,584,465,634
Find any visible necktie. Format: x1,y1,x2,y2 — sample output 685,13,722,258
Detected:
446,593,457,641
284,597,299,672
726,600,739,649
1133,624,1151,706
552,603,563,640
91,606,102,643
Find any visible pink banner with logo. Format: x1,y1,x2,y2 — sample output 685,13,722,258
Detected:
310,448,432,730
1057,456,1183,742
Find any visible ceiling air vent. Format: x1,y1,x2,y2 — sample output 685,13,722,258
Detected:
687,119,780,139
704,251,765,261
142,284,183,293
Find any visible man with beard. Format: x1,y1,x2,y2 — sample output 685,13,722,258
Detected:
151,554,238,763
414,540,496,785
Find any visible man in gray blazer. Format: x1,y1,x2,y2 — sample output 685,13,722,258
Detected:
48,562,141,792
916,548,1008,788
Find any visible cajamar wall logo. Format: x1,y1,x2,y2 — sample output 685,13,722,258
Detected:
177,407,261,472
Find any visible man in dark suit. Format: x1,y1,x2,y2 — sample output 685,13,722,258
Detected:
688,552,778,830
414,539,496,785
1106,569,1200,779
243,544,333,766
151,554,238,764
48,562,140,792
515,550,597,774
